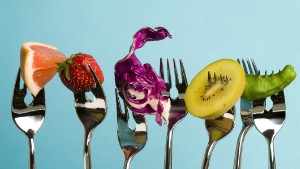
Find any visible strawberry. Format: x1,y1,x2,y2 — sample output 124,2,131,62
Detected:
57,53,104,93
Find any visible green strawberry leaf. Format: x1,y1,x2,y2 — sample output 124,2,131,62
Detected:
56,62,71,80
64,66,70,80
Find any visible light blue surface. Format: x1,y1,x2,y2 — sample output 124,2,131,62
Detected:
1,1,299,169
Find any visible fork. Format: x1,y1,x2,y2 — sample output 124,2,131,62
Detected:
234,58,259,169
252,90,286,169
11,68,46,169
115,89,148,169
74,65,107,169
160,58,188,169
201,72,236,169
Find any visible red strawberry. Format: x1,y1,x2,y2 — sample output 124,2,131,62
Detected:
57,53,104,93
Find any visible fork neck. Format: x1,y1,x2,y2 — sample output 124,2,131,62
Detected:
202,140,217,169
83,130,93,169
266,136,276,169
84,130,93,152
264,130,276,144
27,130,36,169
124,157,133,169
164,128,174,169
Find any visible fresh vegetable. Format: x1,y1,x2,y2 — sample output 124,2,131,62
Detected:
20,42,67,96
184,59,246,119
57,53,104,93
242,64,296,100
114,27,172,125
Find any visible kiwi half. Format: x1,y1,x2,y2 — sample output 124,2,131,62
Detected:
184,59,246,119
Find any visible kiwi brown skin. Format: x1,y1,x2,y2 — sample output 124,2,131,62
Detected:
242,65,296,100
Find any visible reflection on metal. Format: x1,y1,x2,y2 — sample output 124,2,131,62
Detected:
11,68,46,169
202,107,235,169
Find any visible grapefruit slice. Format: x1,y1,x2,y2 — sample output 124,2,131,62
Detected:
20,42,67,96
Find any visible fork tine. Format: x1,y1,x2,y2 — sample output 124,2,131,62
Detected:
173,58,179,87
271,90,285,104
88,65,105,99
115,88,123,119
74,92,87,103
33,88,45,106
179,59,188,87
22,83,27,95
241,59,248,74
230,106,236,116
253,98,266,107
160,58,171,91
115,88,129,122
166,58,172,90
246,59,254,74
250,59,259,75
123,98,129,121
132,112,146,124
207,71,212,84
238,58,260,75
14,68,21,93
160,58,164,80
12,68,27,108
14,68,27,95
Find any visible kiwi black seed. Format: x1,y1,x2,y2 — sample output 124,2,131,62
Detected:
200,71,231,101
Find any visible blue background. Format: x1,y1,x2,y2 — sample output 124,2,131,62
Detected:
1,1,299,169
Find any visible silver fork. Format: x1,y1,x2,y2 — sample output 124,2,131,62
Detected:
201,71,236,169
202,107,235,169
116,89,148,169
74,65,107,169
252,90,286,169
160,58,188,169
11,68,46,169
234,58,259,169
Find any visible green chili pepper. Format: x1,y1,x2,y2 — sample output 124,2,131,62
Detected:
242,65,296,100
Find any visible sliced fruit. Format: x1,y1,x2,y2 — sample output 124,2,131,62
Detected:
20,42,67,96
184,59,246,119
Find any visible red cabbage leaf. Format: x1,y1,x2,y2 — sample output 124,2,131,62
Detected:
114,27,172,125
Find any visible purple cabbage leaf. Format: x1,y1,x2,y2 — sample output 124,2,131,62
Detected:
114,27,172,125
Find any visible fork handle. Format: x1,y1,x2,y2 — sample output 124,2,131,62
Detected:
234,125,253,169
84,131,93,169
202,141,217,169
267,137,276,169
28,135,36,169
164,129,174,169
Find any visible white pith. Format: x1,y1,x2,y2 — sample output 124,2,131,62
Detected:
123,86,171,124
204,82,222,97
22,42,58,96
